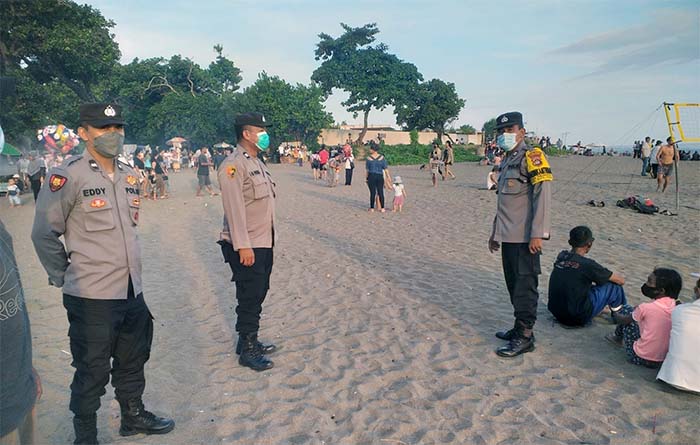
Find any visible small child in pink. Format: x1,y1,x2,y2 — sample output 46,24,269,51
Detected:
392,176,406,212
608,268,680,367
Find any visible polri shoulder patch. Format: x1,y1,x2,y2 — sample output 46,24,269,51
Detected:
525,147,553,184
49,174,67,192
227,165,237,179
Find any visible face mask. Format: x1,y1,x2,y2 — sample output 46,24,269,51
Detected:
641,283,662,299
255,131,270,151
93,132,124,158
497,133,518,151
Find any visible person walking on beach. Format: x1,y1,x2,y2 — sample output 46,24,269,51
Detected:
429,144,442,187
649,140,662,179
443,140,456,180
548,226,626,327
217,112,278,372
656,137,679,193
640,136,652,176
196,147,219,197
488,111,552,358
391,176,406,212
366,141,389,212
343,144,354,186
27,153,46,202
31,103,175,444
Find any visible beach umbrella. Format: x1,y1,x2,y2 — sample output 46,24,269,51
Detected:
166,136,187,146
37,124,80,154
213,142,233,148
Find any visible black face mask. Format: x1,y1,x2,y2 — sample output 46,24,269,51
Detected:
641,283,662,298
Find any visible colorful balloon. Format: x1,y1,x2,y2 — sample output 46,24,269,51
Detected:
37,124,80,154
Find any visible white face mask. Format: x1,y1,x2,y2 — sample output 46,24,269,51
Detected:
497,133,518,151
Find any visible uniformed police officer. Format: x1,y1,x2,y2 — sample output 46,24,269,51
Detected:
218,112,278,372
31,103,174,444
488,111,552,358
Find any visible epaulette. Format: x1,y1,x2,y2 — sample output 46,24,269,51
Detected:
63,155,83,167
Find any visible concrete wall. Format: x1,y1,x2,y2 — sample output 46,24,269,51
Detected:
318,129,483,146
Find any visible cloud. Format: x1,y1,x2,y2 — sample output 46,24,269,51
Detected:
550,9,699,75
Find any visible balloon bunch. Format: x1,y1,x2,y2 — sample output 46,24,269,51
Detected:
37,124,80,154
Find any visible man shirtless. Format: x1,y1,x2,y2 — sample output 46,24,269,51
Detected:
656,137,679,192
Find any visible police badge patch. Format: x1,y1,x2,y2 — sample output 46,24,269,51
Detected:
126,175,138,186
525,147,553,184
227,166,237,178
49,174,67,192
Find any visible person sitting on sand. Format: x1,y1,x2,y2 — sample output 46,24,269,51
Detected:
548,226,626,327
656,277,700,393
486,165,499,191
606,268,681,368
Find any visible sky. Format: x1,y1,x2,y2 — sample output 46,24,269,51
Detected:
86,0,699,145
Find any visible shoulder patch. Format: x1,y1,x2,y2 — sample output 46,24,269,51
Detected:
49,174,67,192
525,147,553,184
227,165,237,179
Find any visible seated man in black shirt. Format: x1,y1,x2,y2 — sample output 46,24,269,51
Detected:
548,226,626,326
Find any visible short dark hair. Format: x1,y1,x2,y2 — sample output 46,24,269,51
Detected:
235,125,246,141
568,226,594,248
653,268,682,298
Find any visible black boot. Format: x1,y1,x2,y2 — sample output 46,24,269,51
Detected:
495,326,517,340
496,329,535,358
235,335,277,355
73,414,98,445
239,332,274,371
118,398,175,436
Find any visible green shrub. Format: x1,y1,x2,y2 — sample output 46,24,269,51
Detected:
371,143,481,165
409,129,419,146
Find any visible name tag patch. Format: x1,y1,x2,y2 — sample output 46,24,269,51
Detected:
83,188,106,197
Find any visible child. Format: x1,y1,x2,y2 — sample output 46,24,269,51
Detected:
392,176,406,212
487,165,499,191
7,178,21,207
607,268,681,368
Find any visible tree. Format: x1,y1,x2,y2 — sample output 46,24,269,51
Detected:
0,0,120,101
482,117,498,142
238,73,332,146
395,79,465,142
458,124,476,135
312,23,422,144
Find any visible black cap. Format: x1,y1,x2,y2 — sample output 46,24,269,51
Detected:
234,112,272,128
79,103,125,127
495,111,523,130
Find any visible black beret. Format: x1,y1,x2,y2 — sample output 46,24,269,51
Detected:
234,112,272,128
495,111,523,130
79,103,124,127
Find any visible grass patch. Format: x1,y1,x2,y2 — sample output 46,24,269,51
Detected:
371,143,482,165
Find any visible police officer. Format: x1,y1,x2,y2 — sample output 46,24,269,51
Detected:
488,111,552,358
218,112,278,372
31,103,174,444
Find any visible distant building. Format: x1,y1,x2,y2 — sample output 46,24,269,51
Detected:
320,127,483,146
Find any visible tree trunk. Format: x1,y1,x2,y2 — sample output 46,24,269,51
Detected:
356,108,370,145
436,128,444,144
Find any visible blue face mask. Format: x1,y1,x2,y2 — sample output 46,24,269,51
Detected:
497,133,518,151
256,131,270,150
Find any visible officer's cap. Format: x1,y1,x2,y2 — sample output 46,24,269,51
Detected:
79,103,124,128
495,111,524,130
234,112,272,128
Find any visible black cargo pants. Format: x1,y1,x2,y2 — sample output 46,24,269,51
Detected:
63,279,153,416
219,241,274,335
501,242,541,330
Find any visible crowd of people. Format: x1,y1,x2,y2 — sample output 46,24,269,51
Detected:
634,136,682,193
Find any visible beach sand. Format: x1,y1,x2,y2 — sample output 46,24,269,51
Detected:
2,155,699,444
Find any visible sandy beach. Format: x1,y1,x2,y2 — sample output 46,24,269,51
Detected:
2,155,699,445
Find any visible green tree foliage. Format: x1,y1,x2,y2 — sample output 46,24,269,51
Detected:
394,78,464,142
482,117,498,142
312,23,422,144
0,0,120,101
239,73,333,147
458,124,476,134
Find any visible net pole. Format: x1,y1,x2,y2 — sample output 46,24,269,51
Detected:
663,103,680,213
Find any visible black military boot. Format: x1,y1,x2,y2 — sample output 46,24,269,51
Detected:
118,398,175,436
496,328,535,358
73,414,98,445
495,325,517,340
235,335,277,355
239,332,274,371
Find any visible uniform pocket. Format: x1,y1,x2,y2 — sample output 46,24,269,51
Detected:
252,176,270,199
82,200,115,231
500,168,527,195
